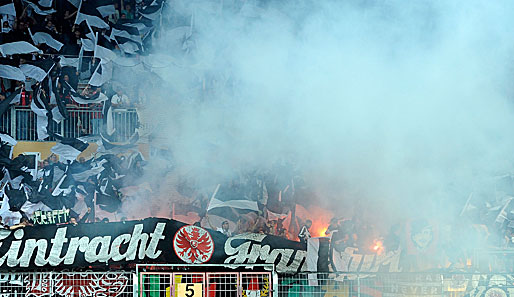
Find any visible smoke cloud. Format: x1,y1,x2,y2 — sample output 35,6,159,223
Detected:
122,0,514,233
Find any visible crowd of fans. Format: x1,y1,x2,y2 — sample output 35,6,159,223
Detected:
0,0,151,140
0,0,512,276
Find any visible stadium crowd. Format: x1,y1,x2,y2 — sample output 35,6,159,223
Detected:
0,0,512,275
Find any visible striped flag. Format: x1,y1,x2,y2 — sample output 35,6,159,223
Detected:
207,183,260,224
20,58,55,82
94,33,117,61
62,80,109,104
111,23,142,44
139,0,163,20
50,136,89,162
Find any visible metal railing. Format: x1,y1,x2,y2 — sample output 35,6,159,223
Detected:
1,107,138,142
278,272,514,297
0,271,136,296
0,269,513,297
472,249,514,273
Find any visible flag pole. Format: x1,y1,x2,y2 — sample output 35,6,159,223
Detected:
206,183,220,211
73,0,83,26
92,190,97,223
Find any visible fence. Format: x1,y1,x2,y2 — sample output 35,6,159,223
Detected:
0,271,136,297
137,264,275,297
139,272,272,297
0,270,512,297
278,272,514,297
0,107,138,142
472,249,514,273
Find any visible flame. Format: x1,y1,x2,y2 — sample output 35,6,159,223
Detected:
295,204,333,238
372,239,384,255
316,226,328,237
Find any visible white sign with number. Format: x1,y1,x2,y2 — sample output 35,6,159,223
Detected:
176,283,203,297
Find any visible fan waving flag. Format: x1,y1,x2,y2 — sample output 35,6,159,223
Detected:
20,58,55,82
0,89,21,117
50,136,89,162
22,0,56,15
75,0,110,29
94,33,117,61
139,0,163,20
67,0,80,8
95,0,115,17
111,23,142,44
38,0,52,7
0,59,25,81
29,27,64,51
0,0,16,16
0,41,42,56
207,183,259,223
62,81,109,104
117,18,153,35
88,61,112,86
30,87,52,140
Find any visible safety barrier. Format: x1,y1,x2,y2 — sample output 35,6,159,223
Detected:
0,269,512,296
0,107,138,141
278,272,514,297
472,249,514,273
137,264,275,297
0,271,136,296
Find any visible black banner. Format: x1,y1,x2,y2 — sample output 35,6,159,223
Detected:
0,218,308,272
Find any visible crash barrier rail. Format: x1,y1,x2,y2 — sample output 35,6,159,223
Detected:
137,264,276,297
277,272,514,297
472,249,514,273
0,269,512,296
0,271,136,296
0,107,138,142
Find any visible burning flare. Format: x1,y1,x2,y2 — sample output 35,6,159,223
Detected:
372,239,384,255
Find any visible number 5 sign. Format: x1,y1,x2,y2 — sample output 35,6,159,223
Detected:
176,283,203,297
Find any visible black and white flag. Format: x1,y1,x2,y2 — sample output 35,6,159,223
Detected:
117,18,153,35
0,41,42,56
88,61,112,87
29,27,64,51
94,0,115,17
0,62,25,81
0,89,21,117
20,58,55,82
139,0,163,20
22,0,56,15
58,55,79,68
207,183,259,223
94,33,117,61
62,81,109,104
116,40,140,55
50,136,89,162
0,0,16,16
67,0,80,8
38,0,52,7
75,0,109,29
30,88,51,140
111,23,142,44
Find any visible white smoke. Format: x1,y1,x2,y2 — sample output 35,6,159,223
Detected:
124,0,514,232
